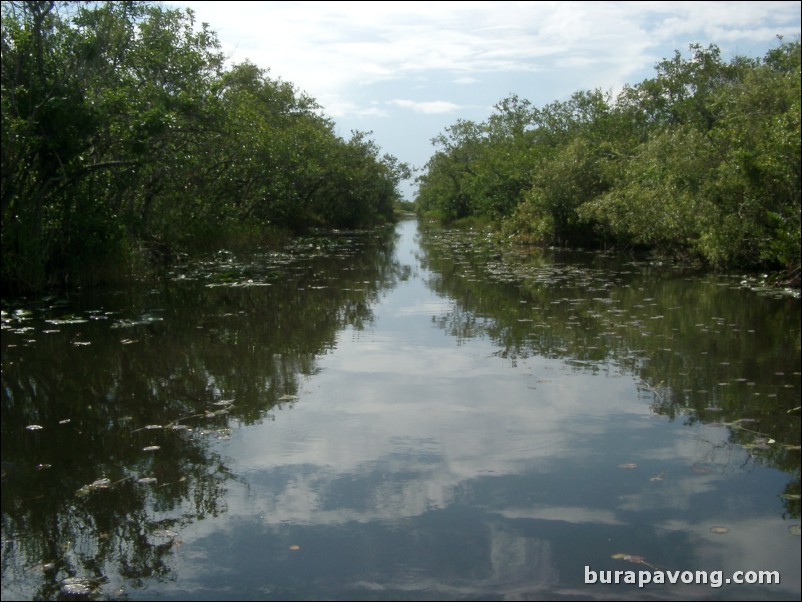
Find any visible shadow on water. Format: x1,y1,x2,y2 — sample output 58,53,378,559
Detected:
1,219,799,600
416,224,800,517
1,226,405,600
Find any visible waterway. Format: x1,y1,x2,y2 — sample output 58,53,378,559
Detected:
2,218,800,600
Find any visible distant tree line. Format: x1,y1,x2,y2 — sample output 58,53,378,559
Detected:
416,41,801,279
1,1,410,293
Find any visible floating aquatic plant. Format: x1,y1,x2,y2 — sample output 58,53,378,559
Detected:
59,576,103,596
611,553,658,570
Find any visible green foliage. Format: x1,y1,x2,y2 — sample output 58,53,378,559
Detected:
415,119,487,221
579,126,717,255
417,39,801,274
508,133,610,246
1,1,409,293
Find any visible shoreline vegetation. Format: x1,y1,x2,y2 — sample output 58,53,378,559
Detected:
2,2,799,294
415,40,800,289
1,1,410,294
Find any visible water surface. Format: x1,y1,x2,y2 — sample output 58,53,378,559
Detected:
2,219,800,600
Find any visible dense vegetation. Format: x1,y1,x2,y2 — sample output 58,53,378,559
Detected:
416,41,801,279
1,1,410,293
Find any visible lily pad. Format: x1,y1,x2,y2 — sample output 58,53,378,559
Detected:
76,477,113,496
611,553,656,569
60,577,96,596
612,553,645,563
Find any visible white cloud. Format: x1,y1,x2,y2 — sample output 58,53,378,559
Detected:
169,1,800,193
388,99,463,114
320,94,391,119
175,1,799,106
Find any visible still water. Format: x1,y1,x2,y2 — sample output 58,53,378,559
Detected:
2,219,800,600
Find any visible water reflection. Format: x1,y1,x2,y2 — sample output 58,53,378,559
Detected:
417,224,801,515
1,226,404,600
1,220,800,600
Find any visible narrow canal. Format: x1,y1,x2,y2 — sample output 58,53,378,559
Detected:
2,218,800,600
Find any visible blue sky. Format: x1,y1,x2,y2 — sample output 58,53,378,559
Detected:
167,1,801,199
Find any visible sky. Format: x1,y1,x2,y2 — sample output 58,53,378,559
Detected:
166,1,801,200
